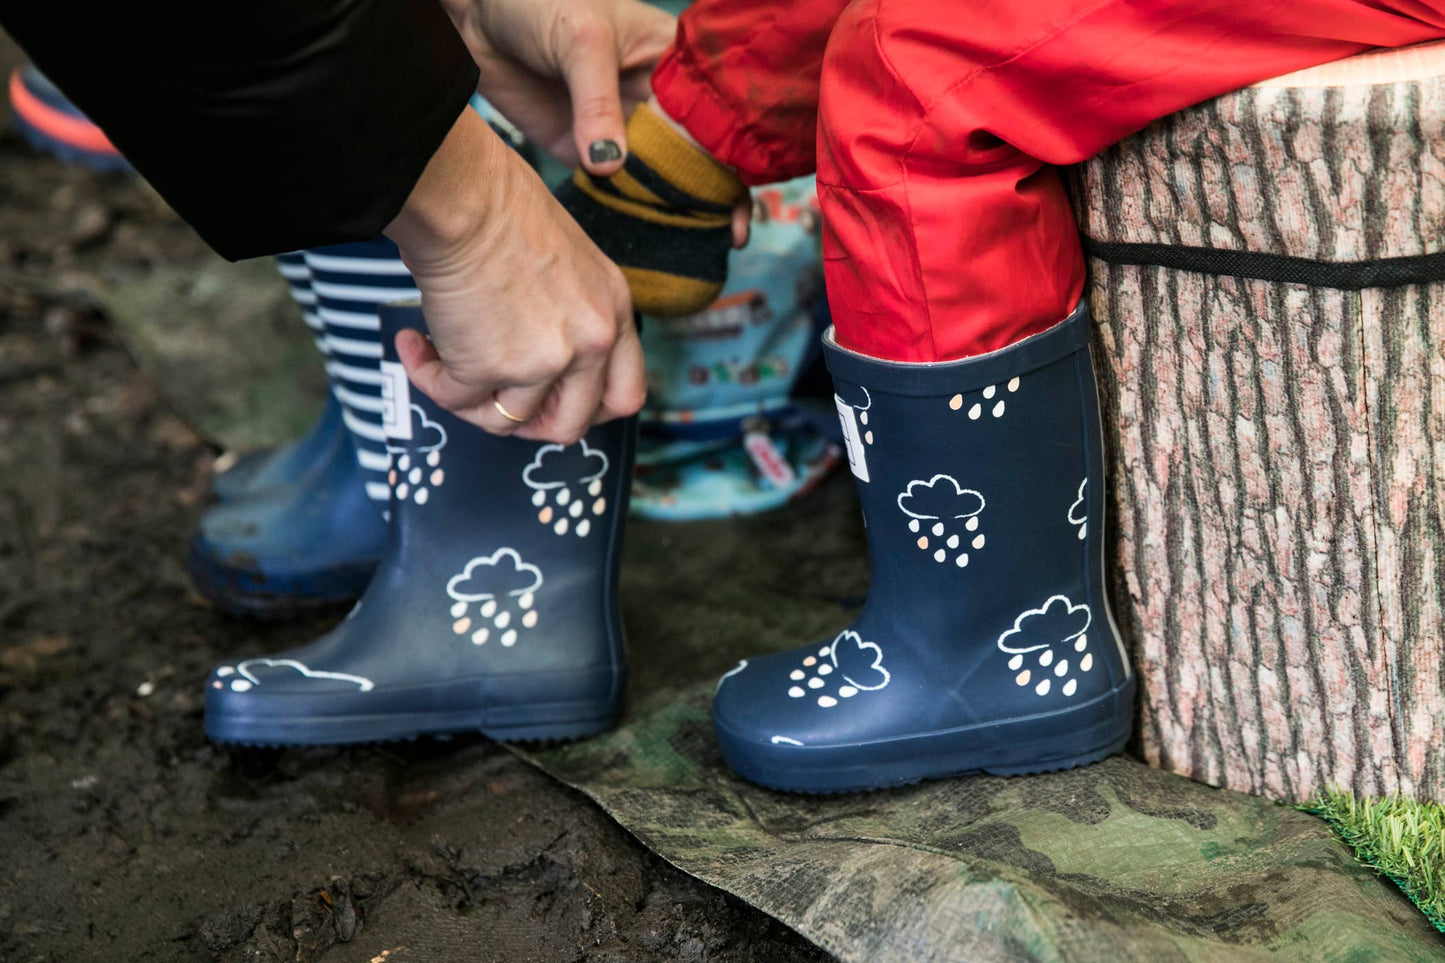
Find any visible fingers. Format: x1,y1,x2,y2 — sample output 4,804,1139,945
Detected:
492,381,554,431
397,328,548,437
516,360,605,444
395,328,457,408
557,14,628,176
594,318,648,425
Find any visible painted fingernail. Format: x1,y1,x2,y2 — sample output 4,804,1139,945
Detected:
588,139,623,165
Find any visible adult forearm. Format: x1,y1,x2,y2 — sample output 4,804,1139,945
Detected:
1,0,479,259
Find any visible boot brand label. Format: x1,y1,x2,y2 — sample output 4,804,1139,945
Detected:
380,361,412,440
835,396,870,483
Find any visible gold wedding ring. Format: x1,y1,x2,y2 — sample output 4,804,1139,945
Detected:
492,397,528,424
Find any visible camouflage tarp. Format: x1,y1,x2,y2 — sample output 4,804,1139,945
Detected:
516,480,1445,962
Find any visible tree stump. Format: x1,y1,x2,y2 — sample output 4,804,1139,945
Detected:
1073,42,1445,803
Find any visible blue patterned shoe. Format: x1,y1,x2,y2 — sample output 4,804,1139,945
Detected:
712,302,1135,792
205,303,635,745
188,422,386,619
7,66,129,171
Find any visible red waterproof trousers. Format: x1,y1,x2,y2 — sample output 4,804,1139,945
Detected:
652,0,1445,362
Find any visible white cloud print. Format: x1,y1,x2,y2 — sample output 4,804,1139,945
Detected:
522,440,609,490
215,658,375,693
997,595,1092,654
830,630,890,691
446,548,543,601
833,383,871,412
387,404,447,453
897,474,985,521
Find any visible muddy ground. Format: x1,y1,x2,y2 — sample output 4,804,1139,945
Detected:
0,37,834,963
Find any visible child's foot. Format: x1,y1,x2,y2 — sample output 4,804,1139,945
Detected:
556,102,746,317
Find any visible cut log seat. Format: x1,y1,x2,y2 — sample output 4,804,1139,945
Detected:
1073,41,1445,803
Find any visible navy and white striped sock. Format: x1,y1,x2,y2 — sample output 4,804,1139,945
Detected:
275,251,327,357
304,239,420,509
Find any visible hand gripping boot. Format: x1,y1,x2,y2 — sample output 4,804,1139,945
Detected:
712,303,1134,792
204,303,634,745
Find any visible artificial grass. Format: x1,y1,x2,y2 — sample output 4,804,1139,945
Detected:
1300,789,1445,933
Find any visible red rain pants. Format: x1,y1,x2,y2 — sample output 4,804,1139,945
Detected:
652,0,1445,362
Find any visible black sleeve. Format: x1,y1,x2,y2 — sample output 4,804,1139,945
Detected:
1,0,480,260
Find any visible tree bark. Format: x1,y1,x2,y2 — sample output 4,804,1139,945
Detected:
1073,58,1445,802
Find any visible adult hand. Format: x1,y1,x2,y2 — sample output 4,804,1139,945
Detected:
440,0,676,175
385,108,645,443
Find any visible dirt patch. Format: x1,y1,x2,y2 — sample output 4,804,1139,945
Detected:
0,35,831,963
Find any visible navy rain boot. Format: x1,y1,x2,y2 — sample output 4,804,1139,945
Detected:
205,303,635,745
712,303,1135,792
188,425,387,618
212,252,346,502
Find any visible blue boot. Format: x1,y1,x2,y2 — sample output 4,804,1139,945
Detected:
204,303,635,745
188,424,386,618
212,253,341,502
712,303,1135,792
211,395,347,502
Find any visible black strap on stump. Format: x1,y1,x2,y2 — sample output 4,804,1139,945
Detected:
1082,238,1445,290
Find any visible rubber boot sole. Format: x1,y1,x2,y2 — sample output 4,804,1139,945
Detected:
715,678,1135,794
205,668,622,746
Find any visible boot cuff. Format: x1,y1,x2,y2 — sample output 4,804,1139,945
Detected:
823,301,1091,396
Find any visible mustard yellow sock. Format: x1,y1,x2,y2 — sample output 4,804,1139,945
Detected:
556,103,746,316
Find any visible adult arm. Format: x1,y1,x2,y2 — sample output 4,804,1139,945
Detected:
1,0,651,441
2,0,479,259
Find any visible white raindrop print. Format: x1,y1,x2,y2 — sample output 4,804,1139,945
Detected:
387,405,448,506
952,378,1020,422
780,629,889,708
997,595,1093,701
445,548,545,651
897,474,986,567
522,439,611,539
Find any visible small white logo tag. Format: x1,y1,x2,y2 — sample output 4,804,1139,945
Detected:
380,360,412,440
835,396,870,483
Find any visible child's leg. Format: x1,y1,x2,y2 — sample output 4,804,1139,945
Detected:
816,0,1445,362
652,0,851,184
712,0,1445,793
557,0,848,316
